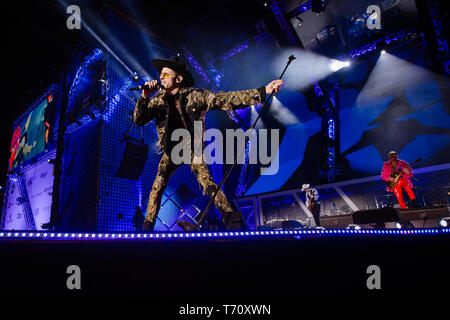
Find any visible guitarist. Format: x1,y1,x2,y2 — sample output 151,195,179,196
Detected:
381,151,419,209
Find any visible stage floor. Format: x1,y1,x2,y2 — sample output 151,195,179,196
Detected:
1,230,448,302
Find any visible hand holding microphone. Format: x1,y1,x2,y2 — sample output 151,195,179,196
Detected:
129,80,160,98
141,80,160,98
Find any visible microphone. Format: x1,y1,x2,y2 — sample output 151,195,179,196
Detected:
129,83,160,91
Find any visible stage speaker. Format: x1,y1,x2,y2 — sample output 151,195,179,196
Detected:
117,140,149,180
397,206,449,228
320,214,354,228
353,207,399,225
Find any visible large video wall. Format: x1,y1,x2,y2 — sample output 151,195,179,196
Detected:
9,95,54,171
339,45,450,178
242,44,449,195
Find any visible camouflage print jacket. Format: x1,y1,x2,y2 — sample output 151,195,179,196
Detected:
133,86,266,153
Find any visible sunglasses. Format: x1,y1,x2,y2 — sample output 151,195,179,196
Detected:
160,72,176,79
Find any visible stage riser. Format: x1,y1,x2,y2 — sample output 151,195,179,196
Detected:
355,220,441,229
398,207,449,221
320,214,354,228
319,207,449,228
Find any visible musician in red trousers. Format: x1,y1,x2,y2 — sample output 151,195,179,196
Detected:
381,151,419,209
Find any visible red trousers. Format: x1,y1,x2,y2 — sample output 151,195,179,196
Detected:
392,179,416,209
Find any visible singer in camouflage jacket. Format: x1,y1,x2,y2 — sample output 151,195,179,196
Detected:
133,56,283,230
134,86,266,153
133,86,266,228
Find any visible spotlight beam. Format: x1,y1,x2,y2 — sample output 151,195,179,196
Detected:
82,23,135,75
58,0,135,76
329,60,351,72
273,49,350,91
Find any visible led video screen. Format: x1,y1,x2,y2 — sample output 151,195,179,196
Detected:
9,95,54,171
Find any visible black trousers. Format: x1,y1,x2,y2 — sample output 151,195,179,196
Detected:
311,204,321,226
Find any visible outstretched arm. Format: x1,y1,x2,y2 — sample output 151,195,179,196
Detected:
202,79,284,112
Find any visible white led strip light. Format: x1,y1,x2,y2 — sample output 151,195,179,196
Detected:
0,228,447,241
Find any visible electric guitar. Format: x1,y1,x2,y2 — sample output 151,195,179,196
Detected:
385,158,422,189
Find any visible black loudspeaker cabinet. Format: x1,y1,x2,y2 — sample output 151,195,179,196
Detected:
397,206,449,228
353,207,399,225
397,206,449,221
117,140,149,180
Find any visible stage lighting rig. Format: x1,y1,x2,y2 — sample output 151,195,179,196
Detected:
347,10,381,40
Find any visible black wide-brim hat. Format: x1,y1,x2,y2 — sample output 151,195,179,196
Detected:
152,56,195,87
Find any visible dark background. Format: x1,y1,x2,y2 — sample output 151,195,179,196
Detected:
2,0,276,188
1,234,449,303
